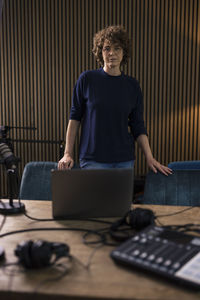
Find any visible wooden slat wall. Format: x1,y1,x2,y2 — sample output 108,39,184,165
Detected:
0,0,199,197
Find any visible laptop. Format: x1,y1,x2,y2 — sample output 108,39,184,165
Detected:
51,168,134,219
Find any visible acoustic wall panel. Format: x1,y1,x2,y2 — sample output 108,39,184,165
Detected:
0,0,199,197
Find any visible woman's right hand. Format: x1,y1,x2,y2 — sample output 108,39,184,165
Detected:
58,153,74,170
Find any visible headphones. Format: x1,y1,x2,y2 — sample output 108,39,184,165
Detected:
15,240,70,269
110,208,156,241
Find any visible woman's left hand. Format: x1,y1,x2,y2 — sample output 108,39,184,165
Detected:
146,157,172,176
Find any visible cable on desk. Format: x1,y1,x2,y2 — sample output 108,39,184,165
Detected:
2,207,197,244
22,212,119,245
0,226,109,245
82,230,107,245
23,210,113,225
33,261,72,294
73,243,104,270
156,206,195,218
1,254,73,292
0,200,7,231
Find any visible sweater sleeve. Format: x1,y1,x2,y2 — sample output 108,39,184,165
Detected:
69,73,86,121
128,82,148,139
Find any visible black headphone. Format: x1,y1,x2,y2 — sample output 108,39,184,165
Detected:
110,208,156,241
15,240,70,269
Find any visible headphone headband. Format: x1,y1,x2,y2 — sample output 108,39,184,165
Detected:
110,208,155,242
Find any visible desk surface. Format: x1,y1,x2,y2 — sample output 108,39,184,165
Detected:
0,200,200,300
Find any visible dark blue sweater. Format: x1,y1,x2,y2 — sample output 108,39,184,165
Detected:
70,68,147,162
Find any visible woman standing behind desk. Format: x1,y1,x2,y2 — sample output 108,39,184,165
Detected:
58,26,171,176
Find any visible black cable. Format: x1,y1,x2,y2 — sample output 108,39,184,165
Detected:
1,207,197,243
24,210,116,245
82,230,107,245
1,256,73,293
33,261,72,294
23,210,113,224
23,211,57,222
73,244,104,269
156,206,195,218
0,200,7,231
155,217,164,226
0,214,6,231
22,212,114,244
0,227,107,245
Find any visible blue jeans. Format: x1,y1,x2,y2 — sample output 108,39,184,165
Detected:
79,159,134,169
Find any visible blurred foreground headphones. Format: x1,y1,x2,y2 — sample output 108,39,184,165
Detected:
110,208,156,241
15,240,70,269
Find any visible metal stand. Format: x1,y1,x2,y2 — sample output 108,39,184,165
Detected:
0,168,25,215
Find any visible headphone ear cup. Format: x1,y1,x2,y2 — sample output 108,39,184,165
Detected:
128,208,155,230
15,240,34,269
30,240,52,268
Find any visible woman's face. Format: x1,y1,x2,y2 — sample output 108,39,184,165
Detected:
102,40,123,69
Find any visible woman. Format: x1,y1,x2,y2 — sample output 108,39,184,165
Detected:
58,26,171,175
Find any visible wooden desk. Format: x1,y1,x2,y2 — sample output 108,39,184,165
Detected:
0,201,200,300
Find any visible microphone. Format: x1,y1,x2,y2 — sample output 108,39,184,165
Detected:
0,142,18,169
0,142,25,215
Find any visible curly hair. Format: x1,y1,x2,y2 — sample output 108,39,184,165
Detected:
92,25,132,66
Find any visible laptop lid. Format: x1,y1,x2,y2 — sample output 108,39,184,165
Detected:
51,168,134,219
